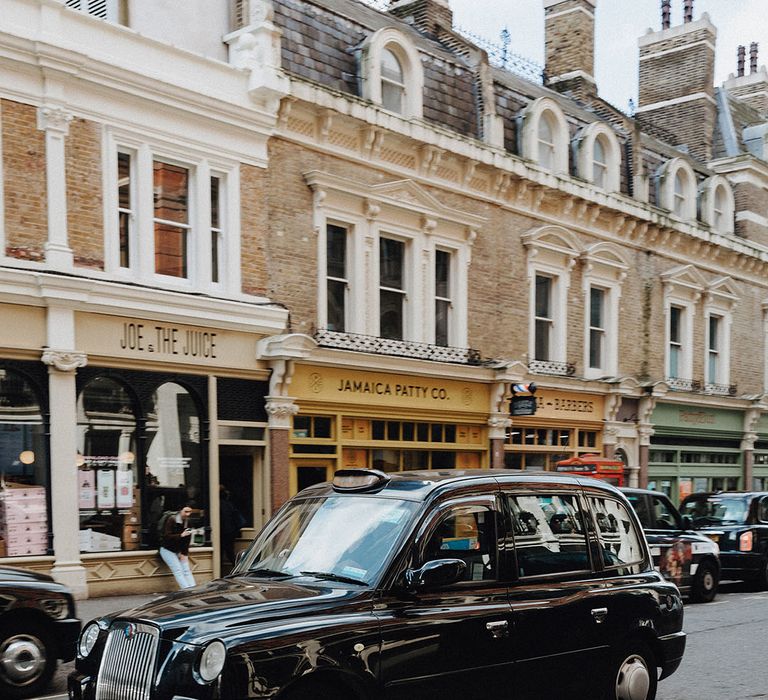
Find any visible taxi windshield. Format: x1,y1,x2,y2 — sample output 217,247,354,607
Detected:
681,496,750,525
233,495,418,586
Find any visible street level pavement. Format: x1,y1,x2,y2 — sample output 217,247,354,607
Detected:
34,582,768,700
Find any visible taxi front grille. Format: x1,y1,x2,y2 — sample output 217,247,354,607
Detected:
95,622,159,700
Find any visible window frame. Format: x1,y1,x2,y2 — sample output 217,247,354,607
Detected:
378,233,409,341
657,158,697,222
325,222,351,333
699,175,735,234
520,98,570,175
434,247,454,347
575,122,622,192
702,278,738,393
104,130,241,295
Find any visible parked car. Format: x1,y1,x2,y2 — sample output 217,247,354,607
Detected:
680,491,768,589
0,565,80,699
70,469,685,700
622,487,720,602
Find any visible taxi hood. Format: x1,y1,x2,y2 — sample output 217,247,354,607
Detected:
112,575,370,645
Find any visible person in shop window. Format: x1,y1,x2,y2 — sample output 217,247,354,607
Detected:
159,503,197,589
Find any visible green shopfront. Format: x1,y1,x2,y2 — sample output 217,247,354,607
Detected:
648,403,744,505
751,414,768,491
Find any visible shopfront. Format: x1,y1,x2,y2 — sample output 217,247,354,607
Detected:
0,302,275,596
750,414,768,491
648,403,743,504
289,364,491,494
504,388,605,470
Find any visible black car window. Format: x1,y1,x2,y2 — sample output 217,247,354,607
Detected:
625,493,652,529
651,495,680,530
588,496,645,569
506,494,590,577
424,505,497,582
759,497,768,523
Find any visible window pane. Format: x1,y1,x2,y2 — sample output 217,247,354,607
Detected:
118,152,131,268
327,224,347,280
535,275,551,318
535,319,550,360
210,176,221,285
669,307,680,342
508,494,589,576
380,290,404,340
589,329,603,368
589,497,644,569
593,137,605,165
435,299,450,346
154,223,187,277
435,250,450,298
381,48,403,82
327,280,346,332
425,505,497,581
669,346,680,378
382,81,404,113
709,316,719,351
590,288,604,327
210,176,220,229
154,161,188,225
380,238,404,289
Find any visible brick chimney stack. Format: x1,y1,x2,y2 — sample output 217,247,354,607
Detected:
636,6,717,161
388,0,453,39
543,0,597,100
724,42,768,117
683,0,694,23
661,0,671,30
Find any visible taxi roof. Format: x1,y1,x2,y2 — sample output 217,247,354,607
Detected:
298,468,621,502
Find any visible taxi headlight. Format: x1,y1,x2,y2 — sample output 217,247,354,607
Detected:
78,622,101,658
197,640,226,683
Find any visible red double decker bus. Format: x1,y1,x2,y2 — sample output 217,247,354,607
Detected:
554,453,626,487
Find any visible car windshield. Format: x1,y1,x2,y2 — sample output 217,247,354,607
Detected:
233,494,418,586
681,496,750,525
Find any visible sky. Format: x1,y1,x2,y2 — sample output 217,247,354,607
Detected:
448,0,768,112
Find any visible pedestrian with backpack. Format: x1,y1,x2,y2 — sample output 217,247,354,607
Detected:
159,503,196,589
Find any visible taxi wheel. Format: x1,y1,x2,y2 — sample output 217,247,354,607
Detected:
283,679,352,700
757,557,768,591
690,561,718,603
609,641,657,700
0,620,56,699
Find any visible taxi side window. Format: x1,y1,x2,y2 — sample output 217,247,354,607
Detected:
651,496,679,530
759,497,768,522
424,505,497,582
506,494,590,577
626,494,652,529
589,496,645,569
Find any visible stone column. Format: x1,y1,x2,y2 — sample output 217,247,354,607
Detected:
637,427,653,489
742,405,762,490
42,348,88,598
266,396,298,514
37,105,74,271
488,415,510,469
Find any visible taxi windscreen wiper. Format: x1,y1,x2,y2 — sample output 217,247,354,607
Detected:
299,571,368,586
247,567,293,578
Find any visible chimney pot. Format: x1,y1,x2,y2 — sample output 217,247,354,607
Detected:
750,42,759,74
661,0,671,30
737,45,746,77
683,0,694,23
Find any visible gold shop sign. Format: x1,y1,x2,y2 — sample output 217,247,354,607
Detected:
521,390,604,422
76,313,258,369
294,365,489,413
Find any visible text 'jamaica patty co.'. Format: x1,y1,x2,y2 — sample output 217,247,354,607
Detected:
337,379,449,400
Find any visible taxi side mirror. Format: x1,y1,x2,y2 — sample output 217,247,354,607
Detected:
681,515,693,530
405,559,466,591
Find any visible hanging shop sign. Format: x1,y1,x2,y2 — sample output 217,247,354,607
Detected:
512,389,604,422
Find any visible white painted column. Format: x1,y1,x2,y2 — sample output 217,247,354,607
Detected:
37,106,74,271
42,305,88,597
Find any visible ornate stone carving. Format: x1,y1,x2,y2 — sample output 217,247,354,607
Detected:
265,396,299,429
41,349,87,372
36,106,73,135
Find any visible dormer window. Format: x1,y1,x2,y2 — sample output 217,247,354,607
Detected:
699,176,735,234
359,28,423,119
65,0,118,21
381,48,405,114
593,137,607,189
575,122,621,192
657,158,697,221
520,98,570,175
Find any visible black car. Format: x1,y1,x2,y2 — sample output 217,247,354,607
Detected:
622,487,720,603
680,491,768,588
0,565,80,699
70,469,685,700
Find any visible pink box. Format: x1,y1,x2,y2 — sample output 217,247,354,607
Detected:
5,543,47,556
5,531,48,548
0,485,46,500
0,502,47,524
0,522,47,537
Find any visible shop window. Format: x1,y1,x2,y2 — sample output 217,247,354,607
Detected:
647,480,674,499
0,369,49,557
144,382,206,546
77,377,138,553
588,496,644,570
649,450,676,463
577,431,597,449
293,415,333,439
507,494,589,577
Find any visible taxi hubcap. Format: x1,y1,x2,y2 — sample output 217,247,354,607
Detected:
0,635,46,685
616,653,650,700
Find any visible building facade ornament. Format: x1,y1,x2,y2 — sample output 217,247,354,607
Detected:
36,105,73,135
41,349,87,373
265,396,300,429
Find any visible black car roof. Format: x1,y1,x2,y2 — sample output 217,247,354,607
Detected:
682,491,768,500
298,469,623,502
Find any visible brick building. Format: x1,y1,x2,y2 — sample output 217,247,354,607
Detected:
1,0,768,596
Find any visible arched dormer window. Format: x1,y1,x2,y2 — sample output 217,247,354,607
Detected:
699,175,735,234
657,158,697,221
359,28,423,119
575,122,621,192
520,98,570,175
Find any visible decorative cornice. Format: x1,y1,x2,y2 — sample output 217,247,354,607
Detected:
41,349,87,372
36,105,73,135
265,396,299,429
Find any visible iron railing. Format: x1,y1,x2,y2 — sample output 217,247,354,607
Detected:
703,383,738,396
314,329,482,365
528,360,576,377
666,377,702,392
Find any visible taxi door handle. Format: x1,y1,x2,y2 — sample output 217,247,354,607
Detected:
591,607,608,624
486,620,509,639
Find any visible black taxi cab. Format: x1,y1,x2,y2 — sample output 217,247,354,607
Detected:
69,470,685,700
681,490,768,588
622,487,720,602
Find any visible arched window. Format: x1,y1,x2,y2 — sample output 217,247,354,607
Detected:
0,368,49,557
381,47,405,114
713,186,726,231
144,382,206,544
537,113,556,171
77,377,138,552
593,136,607,189
673,171,686,217
657,158,696,221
